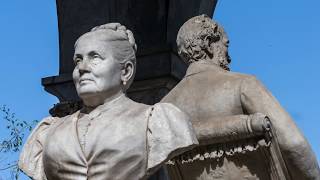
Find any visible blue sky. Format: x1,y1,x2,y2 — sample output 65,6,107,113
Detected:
0,0,319,179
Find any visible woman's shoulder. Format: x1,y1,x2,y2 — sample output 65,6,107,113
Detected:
148,102,191,123
146,102,198,176
147,102,196,137
119,96,184,116
34,116,59,129
18,116,61,178
152,102,185,112
29,115,63,138
23,116,59,146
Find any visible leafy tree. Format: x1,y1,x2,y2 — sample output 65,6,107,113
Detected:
0,105,37,180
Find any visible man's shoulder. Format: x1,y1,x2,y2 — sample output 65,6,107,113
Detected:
162,70,255,103
188,68,255,84
222,71,263,91
220,70,254,80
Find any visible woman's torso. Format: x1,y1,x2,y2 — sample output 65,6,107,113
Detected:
43,96,150,180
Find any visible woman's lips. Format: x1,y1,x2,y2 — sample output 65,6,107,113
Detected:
79,79,93,85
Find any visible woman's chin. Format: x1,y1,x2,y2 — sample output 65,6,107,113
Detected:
78,89,98,98
78,90,102,105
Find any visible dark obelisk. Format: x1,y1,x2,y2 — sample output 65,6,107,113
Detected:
42,0,218,116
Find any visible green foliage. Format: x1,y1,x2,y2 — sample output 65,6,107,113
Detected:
0,105,38,180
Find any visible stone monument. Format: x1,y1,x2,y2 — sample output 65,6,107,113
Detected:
38,1,218,179
162,15,320,179
35,0,320,179
19,23,198,179
42,0,218,117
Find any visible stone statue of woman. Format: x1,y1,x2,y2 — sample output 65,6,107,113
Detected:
18,23,198,180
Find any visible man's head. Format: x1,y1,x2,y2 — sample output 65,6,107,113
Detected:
177,15,231,70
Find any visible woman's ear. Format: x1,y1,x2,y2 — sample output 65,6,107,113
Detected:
121,61,134,85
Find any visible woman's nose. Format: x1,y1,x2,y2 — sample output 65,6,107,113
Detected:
78,60,91,75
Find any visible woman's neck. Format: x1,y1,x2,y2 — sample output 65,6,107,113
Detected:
82,91,124,110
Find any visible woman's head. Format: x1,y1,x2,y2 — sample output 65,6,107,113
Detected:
73,23,137,107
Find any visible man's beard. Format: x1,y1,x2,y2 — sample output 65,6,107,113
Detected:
211,45,231,71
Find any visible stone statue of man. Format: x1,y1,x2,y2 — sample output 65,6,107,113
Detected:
162,15,320,179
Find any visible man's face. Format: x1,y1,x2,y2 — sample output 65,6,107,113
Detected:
72,32,122,101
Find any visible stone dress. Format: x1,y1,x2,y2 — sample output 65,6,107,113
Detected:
19,95,198,180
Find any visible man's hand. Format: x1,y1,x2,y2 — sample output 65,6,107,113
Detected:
249,112,271,134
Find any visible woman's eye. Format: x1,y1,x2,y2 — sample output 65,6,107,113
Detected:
88,51,103,61
93,54,101,59
74,58,82,65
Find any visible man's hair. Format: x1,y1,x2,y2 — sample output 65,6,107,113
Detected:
75,23,137,91
177,15,231,70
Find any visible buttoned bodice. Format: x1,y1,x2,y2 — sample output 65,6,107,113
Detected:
19,95,198,180
44,96,149,180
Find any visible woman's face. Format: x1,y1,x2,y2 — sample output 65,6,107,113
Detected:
73,32,123,105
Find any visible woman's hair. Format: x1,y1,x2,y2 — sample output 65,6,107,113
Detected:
75,23,137,91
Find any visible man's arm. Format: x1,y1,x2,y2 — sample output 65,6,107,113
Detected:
240,76,320,180
194,114,270,145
